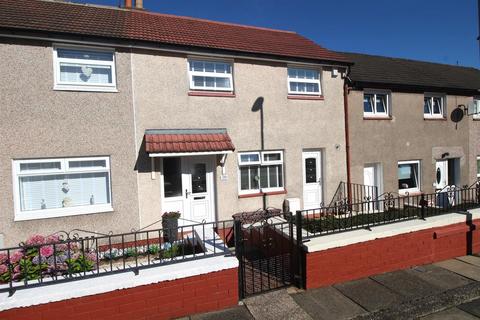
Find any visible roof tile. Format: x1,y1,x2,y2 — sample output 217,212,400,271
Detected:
0,0,349,63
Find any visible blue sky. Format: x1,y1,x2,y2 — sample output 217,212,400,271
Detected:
73,0,480,68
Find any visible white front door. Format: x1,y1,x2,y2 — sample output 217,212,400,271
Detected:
183,156,215,224
435,160,448,190
161,156,215,225
363,165,379,211
302,151,322,210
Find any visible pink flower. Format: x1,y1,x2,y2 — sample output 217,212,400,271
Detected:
0,253,7,264
55,243,68,252
9,251,23,264
46,235,60,244
0,264,8,274
25,235,45,246
40,246,54,257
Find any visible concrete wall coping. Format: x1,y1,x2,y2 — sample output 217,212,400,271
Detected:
0,251,238,311
304,210,480,253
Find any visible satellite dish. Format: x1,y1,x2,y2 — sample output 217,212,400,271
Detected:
450,107,464,123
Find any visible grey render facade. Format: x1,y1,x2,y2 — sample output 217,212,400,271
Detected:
0,0,350,246
344,52,480,200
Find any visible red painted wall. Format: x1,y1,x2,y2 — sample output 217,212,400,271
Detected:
306,219,480,289
0,268,238,320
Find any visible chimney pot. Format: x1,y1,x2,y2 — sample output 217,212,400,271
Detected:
125,0,132,8
135,0,143,9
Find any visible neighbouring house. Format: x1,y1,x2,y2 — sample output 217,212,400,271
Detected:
0,0,351,247
344,52,480,200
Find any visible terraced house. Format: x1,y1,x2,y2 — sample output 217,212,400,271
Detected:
344,53,480,201
0,0,351,247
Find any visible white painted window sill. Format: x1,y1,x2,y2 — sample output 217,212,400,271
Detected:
14,205,114,221
53,85,118,93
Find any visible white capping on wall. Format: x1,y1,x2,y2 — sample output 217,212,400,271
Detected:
304,210,480,253
0,254,238,311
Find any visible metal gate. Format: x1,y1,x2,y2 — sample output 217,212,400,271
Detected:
233,209,303,298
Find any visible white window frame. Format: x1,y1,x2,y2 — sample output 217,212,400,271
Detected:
53,44,117,92
398,160,421,194
363,90,391,117
12,156,113,221
423,93,446,119
287,66,322,96
187,58,234,92
237,151,285,195
477,156,480,178
473,98,480,119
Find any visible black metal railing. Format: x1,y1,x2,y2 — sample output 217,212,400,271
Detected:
328,181,378,207
298,184,480,239
0,220,234,295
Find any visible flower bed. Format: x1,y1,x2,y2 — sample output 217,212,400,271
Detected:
0,235,96,284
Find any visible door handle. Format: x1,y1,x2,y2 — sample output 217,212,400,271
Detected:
185,189,192,199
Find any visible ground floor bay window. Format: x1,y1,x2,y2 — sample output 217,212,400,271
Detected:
238,151,284,195
13,157,112,220
398,160,420,194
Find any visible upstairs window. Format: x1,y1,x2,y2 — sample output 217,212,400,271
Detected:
287,67,321,95
424,94,445,118
364,91,390,117
13,157,112,221
53,45,117,92
238,151,284,195
188,59,233,91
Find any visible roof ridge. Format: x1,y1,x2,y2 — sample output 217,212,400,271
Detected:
341,51,480,71
39,0,297,35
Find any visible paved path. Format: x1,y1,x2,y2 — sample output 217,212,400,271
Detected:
183,255,480,320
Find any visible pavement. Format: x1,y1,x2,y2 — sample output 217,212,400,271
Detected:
180,254,480,320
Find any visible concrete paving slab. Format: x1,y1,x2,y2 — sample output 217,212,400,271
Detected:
291,286,367,320
371,269,443,298
457,255,480,268
458,298,480,318
405,264,474,291
420,307,479,320
190,306,254,320
333,277,404,311
435,259,480,281
244,289,313,320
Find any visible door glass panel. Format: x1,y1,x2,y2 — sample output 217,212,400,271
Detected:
191,163,207,194
305,158,317,183
163,158,182,198
436,167,441,184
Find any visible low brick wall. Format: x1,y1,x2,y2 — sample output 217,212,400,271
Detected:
306,219,480,289
0,267,238,320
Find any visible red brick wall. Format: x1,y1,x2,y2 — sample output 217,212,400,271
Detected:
0,268,238,320
306,219,480,289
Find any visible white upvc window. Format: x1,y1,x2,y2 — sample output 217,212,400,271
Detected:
238,151,284,195
53,45,117,92
473,98,480,119
188,59,233,91
13,156,113,221
363,90,390,117
398,160,421,194
424,94,445,118
287,67,322,95
477,156,480,178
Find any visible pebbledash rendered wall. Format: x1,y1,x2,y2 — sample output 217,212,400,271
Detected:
303,211,480,289
131,50,348,227
0,39,140,247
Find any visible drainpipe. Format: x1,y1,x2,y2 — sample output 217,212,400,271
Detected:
343,77,352,204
